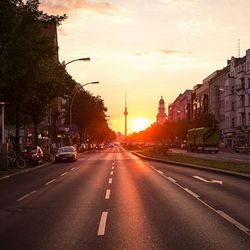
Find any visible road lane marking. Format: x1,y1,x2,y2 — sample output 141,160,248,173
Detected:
112,162,115,166
193,176,223,185
216,210,250,235
97,212,108,236
70,167,76,171
45,179,56,186
147,162,249,236
167,177,177,183
17,190,37,202
184,188,199,198
112,166,114,170
109,178,112,184
105,189,111,199
157,170,164,175
110,171,114,175
61,172,68,176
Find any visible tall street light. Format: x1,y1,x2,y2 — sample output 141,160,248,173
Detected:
64,57,91,66
0,102,6,144
69,81,99,137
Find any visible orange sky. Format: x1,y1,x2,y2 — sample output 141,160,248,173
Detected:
40,0,250,134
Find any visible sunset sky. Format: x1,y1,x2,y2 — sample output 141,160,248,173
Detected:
40,0,250,134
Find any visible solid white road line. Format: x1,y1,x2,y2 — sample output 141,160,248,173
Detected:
109,178,112,184
45,179,56,186
61,172,68,176
97,212,108,236
17,190,37,202
110,171,114,175
216,210,250,235
105,189,111,199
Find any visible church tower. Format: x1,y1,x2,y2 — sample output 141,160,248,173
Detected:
156,96,167,125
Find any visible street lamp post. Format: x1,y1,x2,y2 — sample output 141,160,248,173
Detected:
69,81,99,137
64,57,91,66
0,102,6,144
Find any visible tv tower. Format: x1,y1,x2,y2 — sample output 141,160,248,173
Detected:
124,94,128,141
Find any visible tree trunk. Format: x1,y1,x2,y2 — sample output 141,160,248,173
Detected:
34,120,38,146
15,103,20,154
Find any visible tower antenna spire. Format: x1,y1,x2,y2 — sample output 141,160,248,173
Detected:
124,93,128,142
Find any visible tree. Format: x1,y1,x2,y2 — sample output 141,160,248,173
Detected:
0,0,67,151
66,89,115,144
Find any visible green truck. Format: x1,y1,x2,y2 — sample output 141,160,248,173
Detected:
187,127,220,153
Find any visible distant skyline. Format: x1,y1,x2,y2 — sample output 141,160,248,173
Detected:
40,0,250,134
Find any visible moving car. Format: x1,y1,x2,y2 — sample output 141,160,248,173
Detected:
21,146,44,165
55,146,78,163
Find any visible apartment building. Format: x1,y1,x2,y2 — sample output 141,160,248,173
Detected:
167,48,250,149
168,90,192,122
224,49,250,147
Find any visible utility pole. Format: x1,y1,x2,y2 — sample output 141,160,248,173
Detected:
124,94,128,142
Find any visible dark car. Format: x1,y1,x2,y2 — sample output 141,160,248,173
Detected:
21,146,44,165
55,146,78,163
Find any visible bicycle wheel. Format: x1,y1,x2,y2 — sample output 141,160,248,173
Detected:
16,159,26,169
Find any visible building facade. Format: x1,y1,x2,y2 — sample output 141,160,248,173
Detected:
156,97,167,125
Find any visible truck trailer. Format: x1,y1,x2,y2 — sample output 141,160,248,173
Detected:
187,127,220,153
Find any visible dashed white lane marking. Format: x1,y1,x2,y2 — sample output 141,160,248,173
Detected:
167,177,177,183
216,210,250,235
157,170,164,175
17,190,37,202
105,189,111,199
147,163,250,236
112,162,115,166
70,167,76,171
97,212,108,236
109,178,112,184
110,171,114,175
61,172,68,176
184,188,199,198
112,166,114,170
45,179,56,186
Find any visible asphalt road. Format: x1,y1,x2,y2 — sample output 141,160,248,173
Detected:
0,146,249,250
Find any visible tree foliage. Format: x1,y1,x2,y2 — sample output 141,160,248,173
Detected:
0,0,73,148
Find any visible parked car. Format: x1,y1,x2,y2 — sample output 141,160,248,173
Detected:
55,146,78,163
21,146,44,165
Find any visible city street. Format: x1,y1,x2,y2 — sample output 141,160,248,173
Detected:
0,146,249,250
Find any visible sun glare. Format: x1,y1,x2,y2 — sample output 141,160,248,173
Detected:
131,118,151,133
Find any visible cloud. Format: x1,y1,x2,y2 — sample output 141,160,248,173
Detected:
159,49,178,54
40,0,117,15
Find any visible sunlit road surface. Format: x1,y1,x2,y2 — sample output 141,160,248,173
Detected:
0,146,249,249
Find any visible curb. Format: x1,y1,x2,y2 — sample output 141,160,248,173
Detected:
0,150,90,181
0,161,53,181
132,152,250,180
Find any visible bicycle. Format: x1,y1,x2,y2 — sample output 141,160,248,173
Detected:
8,152,26,169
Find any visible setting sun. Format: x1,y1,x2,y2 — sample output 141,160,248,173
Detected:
130,118,151,133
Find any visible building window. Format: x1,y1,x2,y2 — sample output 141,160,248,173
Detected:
226,101,229,111
231,101,235,111
248,78,250,88
231,86,234,95
232,118,235,128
